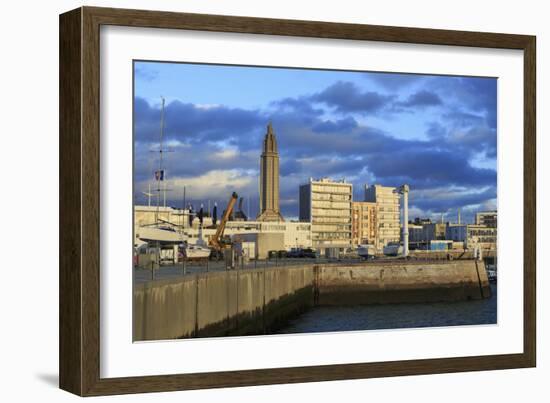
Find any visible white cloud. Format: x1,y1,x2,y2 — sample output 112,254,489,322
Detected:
140,170,256,201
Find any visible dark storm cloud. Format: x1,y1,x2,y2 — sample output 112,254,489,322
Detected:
411,187,496,212
397,90,443,108
134,97,265,144
311,81,395,114
446,126,497,159
135,75,497,217
366,148,496,189
272,97,324,117
426,122,446,139
429,76,497,129
443,110,485,127
311,117,358,133
266,104,426,159
280,156,366,178
367,73,424,90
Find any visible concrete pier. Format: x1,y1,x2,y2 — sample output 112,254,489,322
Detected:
133,260,491,341
134,265,315,340
316,261,491,305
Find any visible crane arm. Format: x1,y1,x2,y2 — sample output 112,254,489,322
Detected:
209,192,238,250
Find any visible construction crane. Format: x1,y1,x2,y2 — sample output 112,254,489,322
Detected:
209,192,238,253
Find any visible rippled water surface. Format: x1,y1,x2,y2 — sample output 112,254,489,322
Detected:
276,284,497,334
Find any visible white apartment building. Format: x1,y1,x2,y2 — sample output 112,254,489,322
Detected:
446,223,497,250
299,178,353,249
351,201,377,245
364,184,400,251
475,210,497,228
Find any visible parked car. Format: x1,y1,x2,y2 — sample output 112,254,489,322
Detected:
286,249,302,258
341,247,360,259
301,248,317,258
268,250,287,259
358,244,376,260
285,248,316,258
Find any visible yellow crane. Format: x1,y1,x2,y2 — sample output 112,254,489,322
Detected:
209,192,238,253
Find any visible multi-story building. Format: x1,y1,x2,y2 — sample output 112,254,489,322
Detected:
413,217,432,225
446,224,467,243
446,223,497,250
422,222,447,242
408,223,424,244
466,224,497,250
475,210,497,228
364,184,400,251
299,178,353,249
351,201,377,245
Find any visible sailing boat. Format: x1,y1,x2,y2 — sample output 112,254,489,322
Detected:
182,204,210,260
137,97,181,245
136,97,210,260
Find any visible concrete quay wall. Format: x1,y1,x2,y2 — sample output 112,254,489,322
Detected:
133,265,315,341
134,260,491,341
410,250,496,260
316,260,491,305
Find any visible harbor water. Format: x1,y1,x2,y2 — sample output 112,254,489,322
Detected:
275,283,497,334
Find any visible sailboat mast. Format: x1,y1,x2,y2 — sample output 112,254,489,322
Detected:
155,97,166,225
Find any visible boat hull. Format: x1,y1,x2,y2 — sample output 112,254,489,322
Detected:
138,226,182,243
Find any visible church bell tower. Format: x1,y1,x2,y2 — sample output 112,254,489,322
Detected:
257,122,284,222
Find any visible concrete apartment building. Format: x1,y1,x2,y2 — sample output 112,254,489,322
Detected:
476,210,497,228
351,201,377,245
299,178,353,249
364,184,400,251
446,223,497,250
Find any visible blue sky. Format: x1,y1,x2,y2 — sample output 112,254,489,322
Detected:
134,61,497,222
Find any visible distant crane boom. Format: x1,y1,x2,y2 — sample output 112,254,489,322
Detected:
209,192,238,251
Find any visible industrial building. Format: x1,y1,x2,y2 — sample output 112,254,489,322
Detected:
299,178,353,249
408,223,424,244
351,201,377,246
476,210,497,228
134,205,311,251
446,223,497,250
422,222,447,242
364,184,400,251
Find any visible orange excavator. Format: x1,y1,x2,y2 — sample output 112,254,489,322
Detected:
208,192,238,258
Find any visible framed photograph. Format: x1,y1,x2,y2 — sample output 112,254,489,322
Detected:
59,6,536,396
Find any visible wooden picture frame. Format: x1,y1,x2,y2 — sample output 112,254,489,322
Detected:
59,6,536,396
